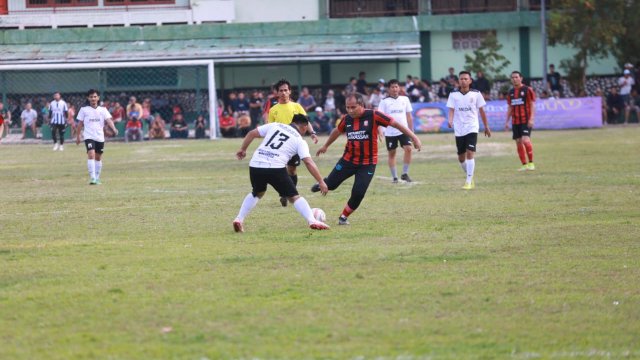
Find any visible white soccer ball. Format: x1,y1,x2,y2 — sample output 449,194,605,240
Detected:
311,208,326,222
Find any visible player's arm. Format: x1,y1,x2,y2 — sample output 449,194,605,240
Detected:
389,120,422,151
316,127,341,157
479,107,491,137
301,157,328,195
528,92,536,128
406,111,414,134
75,121,84,145
505,106,512,130
105,117,118,136
236,128,261,160
448,108,455,128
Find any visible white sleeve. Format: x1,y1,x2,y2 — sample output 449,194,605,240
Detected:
101,107,112,120
477,93,487,108
404,97,413,112
257,123,271,137
297,138,311,160
76,108,85,122
377,99,387,114
446,94,455,109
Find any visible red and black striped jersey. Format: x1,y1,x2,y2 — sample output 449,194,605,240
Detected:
337,109,393,165
507,85,536,125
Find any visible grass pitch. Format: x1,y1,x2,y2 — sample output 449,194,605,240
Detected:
1,127,639,359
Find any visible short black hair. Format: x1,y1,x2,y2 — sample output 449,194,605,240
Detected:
511,71,523,77
291,113,309,125
87,89,99,96
388,79,400,86
459,70,472,78
274,78,290,91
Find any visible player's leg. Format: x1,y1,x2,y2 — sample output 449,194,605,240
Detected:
21,121,27,139
52,124,59,150
386,136,398,182
31,122,37,139
93,142,105,184
234,167,270,232
58,125,66,150
400,136,413,182
282,156,300,207
85,140,97,184
456,136,467,173
521,125,534,170
462,133,477,189
339,164,376,225
311,159,354,192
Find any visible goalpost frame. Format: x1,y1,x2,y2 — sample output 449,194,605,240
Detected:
0,60,219,140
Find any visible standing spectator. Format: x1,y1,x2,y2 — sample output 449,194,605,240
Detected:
21,102,38,139
368,87,383,109
505,71,536,172
68,104,77,137
219,111,237,138
445,67,458,84
141,98,153,124
312,93,422,225
170,113,189,139
447,71,492,190
125,116,143,142
618,69,635,124
262,86,278,124
148,113,167,140
378,79,415,183
40,98,50,127
323,89,337,118
474,71,491,100
594,88,607,126
75,89,118,185
0,102,8,142
418,79,432,103
111,101,125,124
606,87,625,124
405,74,415,94
194,114,207,139
297,87,317,113
126,96,142,120
249,90,263,129
312,107,332,135
437,79,451,102
345,77,357,96
626,88,640,124
233,92,250,116
49,92,69,151
226,91,237,115
546,64,563,97
356,71,368,95
377,79,387,97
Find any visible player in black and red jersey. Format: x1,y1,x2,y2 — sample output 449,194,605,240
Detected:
505,71,537,171
312,93,422,225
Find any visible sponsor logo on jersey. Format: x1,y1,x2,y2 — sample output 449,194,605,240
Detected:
347,130,369,140
511,98,525,106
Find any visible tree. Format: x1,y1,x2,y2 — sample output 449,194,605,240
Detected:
547,0,627,93
613,0,640,69
464,33,511,81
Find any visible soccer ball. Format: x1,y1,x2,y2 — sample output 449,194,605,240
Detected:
311,208,326,222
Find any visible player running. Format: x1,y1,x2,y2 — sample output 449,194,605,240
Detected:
505,71,536,171
233,114,330,233
312,93,422,225
75,89,118,185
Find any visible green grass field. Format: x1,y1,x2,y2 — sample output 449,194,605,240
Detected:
1,127,639,359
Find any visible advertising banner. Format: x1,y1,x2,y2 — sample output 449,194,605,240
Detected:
412,97,602,133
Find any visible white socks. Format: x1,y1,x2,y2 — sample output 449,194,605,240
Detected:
87,159,96,179
237,193,260,221
402,164,410,174
95,160,102,180
390,167,398,179
293,197,315,223
460,161,466,173
466,159,475,182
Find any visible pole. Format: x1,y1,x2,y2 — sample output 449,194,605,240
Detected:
541,0,548,89
208,61,218,140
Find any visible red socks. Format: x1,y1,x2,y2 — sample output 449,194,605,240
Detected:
517,143,527,164
524,142,534,162
341,205,354,218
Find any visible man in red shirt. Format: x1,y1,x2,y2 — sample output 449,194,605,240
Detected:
125,116,143,142
505,71,536,171
313,93,422,225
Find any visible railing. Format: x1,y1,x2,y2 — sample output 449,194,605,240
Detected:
329,0,419,18
431,0,516,14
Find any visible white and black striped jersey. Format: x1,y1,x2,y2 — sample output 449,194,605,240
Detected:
49,100,68,125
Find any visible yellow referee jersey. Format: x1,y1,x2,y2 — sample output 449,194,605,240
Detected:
268,102,307,124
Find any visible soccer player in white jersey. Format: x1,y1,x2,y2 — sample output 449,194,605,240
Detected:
75,89,118,185
377,79,415,183
233,114,330,232
49,92,69,151
446,71,491,190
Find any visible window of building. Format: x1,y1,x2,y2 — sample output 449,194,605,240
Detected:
104,0,174,5
452,30,495,50
27,0,97,8
329,0,419,18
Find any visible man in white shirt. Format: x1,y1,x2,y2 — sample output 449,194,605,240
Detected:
618,69,636,124
377,79,415,183
75,89,118,185
233,114,330,233
446,71,491,190
20,102,38,139
49,92,69,151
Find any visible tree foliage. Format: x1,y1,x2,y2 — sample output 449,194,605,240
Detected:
463,33,511,81
547,0,627,92
613,0,640,69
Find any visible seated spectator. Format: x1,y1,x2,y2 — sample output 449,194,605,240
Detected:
437,79,450,102
312,107,332,135
125,116,143,142
149,113,166,140
626,88,640,124
170,113,189,139
194,114,207,139
219,111,237,138
111,101,125,123
233,92,250,116
237,113,252,137
127,96,142,120
141,98,154,124
606,87,625,124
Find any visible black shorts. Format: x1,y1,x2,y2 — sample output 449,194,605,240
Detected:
85,139,104,154
512,123,533,140
455,133,478,155
249,167,298,198
287,154,301,167
324,158,376,191
385,134,412,151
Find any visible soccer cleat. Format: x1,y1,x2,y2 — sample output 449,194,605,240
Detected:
89,178,98,185
518,164,528,172
53,143,59,151
462,179,475,190
309,221,330,230
279,196,288,207
392,177,398,184
338,215,350,225
59,145,64,151
527,162,536,171
232,219,244,233
401,173,412,182
94,179,102,185
310,183,320,193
